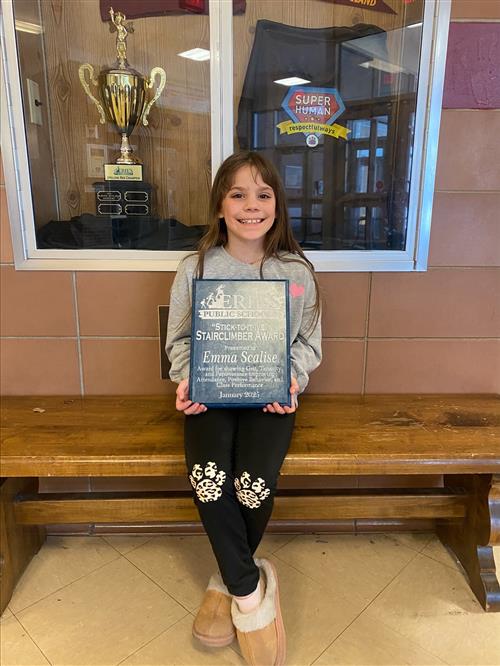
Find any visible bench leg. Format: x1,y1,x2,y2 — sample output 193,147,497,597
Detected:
437,473,500,612
0,478,45,615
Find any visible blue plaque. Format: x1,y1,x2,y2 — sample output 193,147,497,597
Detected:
189,279,291,408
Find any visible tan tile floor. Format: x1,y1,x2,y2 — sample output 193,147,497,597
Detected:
1,533,499,666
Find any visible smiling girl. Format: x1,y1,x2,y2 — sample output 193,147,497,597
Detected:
166,151,322,666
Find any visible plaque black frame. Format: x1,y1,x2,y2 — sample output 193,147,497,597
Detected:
189,279,291,408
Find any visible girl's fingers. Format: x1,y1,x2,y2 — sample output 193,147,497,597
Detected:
176,399,191,411
176,378,190,403
184,403,207,416
176,397,195,413
264,402,296,414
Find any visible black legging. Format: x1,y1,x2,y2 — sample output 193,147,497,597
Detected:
184,408,295,596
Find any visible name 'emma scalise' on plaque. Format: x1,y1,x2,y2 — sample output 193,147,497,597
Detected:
189,280,291,408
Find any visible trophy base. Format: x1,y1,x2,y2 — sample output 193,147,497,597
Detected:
104,163,143,181
94,181,154,217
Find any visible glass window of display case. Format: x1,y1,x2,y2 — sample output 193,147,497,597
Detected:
232,0,449,270
1,0,450,271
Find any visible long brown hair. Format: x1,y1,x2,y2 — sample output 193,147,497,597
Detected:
194,151,321,333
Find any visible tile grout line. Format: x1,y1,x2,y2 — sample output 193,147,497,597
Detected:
441,107,500,111
1,534,455,620
272,547,348,587
7,539,123,616
0,335,161,339
105,534,300,627
2,336,500,345
324,336,500,340
8,539,192,666
418,547,464,573
72,271,85,400
114,610,191,666
271,534,434,665
361,272,373,396
338,551,455,666
80,335,160,339
5,608,54,665
268,533,300,555
101,535,154,557
120,549,196,616
450,19,500,23
0,335,499,342
435,189,500,193
1,335,499,340
6,534,493,665
309,548,447,666
308,553,421,665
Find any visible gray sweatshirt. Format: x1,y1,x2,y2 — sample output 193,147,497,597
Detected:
165,246,322,394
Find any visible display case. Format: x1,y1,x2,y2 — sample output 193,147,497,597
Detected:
0,0,451,271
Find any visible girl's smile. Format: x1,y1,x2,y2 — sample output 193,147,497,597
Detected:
219,165,276,257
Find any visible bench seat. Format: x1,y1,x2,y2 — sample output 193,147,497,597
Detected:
2,395,499,476
1,394,499,613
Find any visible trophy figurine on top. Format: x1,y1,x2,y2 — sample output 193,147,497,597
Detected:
78,7,166,185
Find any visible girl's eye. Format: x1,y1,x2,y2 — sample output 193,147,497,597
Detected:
259,193,272,199
231,193,243,199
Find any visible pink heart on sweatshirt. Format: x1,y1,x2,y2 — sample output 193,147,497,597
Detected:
290,282,305,298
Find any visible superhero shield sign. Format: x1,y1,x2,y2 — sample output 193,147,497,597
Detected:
277,86,350,148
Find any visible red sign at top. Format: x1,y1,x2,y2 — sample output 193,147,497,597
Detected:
328,0,396,14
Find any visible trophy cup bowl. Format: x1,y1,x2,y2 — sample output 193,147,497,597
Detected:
79,62,166,170
98,67,148,164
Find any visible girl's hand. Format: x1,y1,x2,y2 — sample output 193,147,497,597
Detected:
263,376,299,415
175,378,208,415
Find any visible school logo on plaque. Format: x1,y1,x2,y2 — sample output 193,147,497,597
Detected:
277,86,350,147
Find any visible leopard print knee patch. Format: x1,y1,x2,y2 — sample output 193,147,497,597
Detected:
234,471,271,508
189,462,226,503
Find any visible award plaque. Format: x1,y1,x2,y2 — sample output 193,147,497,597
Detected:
190,279,291,408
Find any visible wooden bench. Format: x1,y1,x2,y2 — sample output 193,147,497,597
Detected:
1,394,499,614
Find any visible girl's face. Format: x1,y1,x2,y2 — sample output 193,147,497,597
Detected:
218,165,276,250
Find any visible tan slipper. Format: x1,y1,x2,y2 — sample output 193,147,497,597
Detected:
193,572,235,647
231,558,286,666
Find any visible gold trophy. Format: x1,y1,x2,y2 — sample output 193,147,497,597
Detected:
79,7,166,181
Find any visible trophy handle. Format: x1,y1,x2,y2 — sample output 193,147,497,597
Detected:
142,67,167,127
78,63,106,124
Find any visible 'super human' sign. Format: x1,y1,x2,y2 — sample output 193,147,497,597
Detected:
278,86,350,147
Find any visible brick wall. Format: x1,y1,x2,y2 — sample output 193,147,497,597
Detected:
1,0,499,395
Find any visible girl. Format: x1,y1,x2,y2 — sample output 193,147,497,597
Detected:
166,151,322,666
